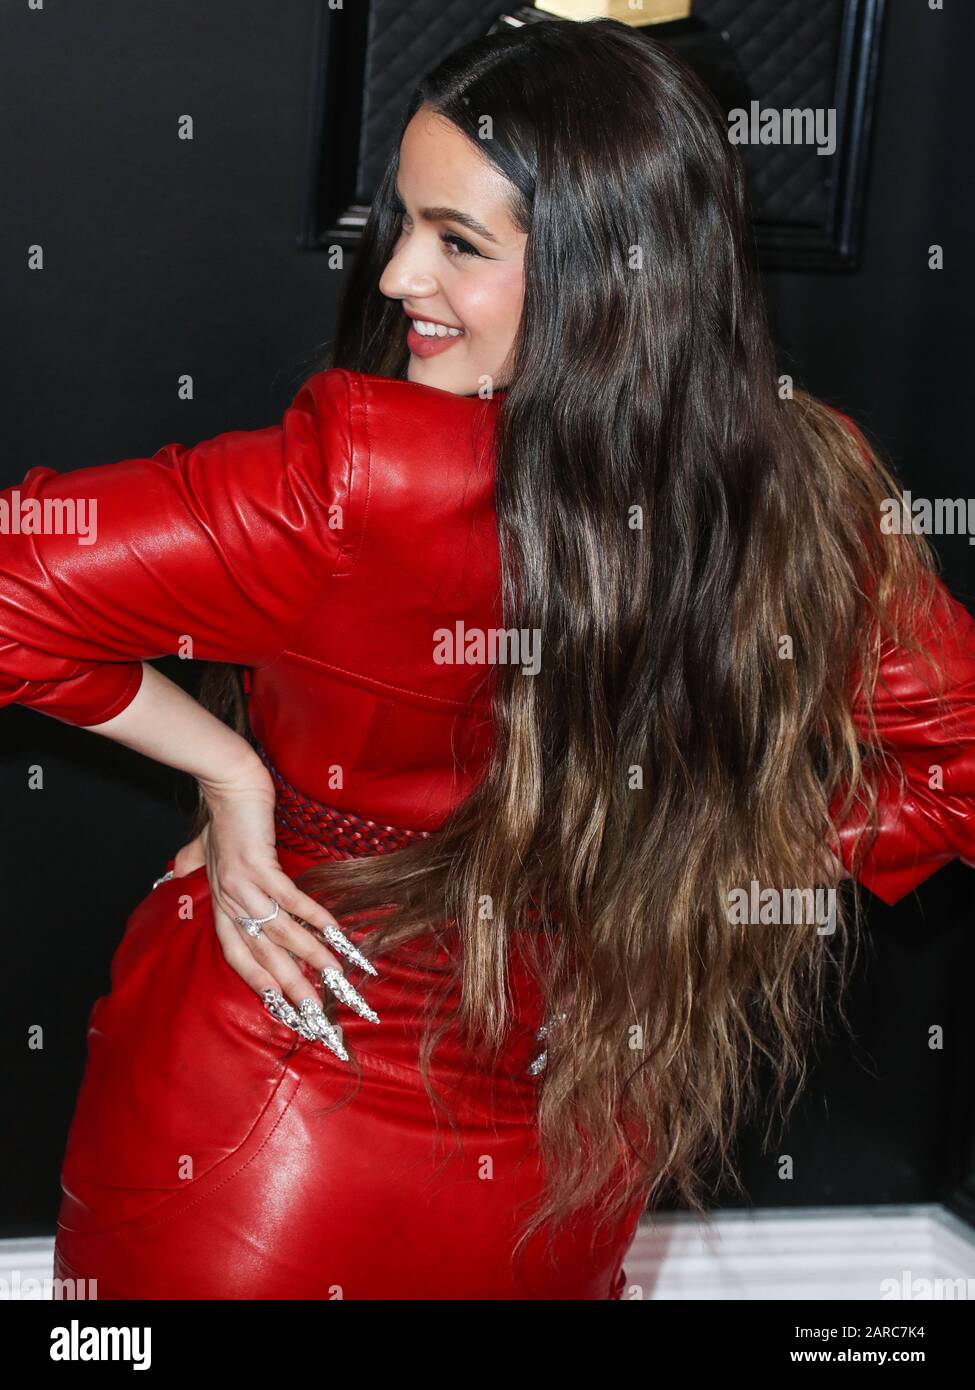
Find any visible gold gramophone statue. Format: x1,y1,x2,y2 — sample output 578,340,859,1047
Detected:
534,1,692,23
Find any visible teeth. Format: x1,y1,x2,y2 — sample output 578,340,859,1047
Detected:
412,319,464,338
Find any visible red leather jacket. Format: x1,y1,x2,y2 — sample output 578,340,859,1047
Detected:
0,368,973,905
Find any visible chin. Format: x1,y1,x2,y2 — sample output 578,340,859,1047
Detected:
406,356,469,395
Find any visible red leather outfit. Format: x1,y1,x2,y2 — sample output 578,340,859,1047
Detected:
1,368,973,1299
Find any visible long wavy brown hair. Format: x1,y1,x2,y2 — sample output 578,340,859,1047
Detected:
194,18,950,1269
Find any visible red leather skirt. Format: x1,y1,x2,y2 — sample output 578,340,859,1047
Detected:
52,845,647,1300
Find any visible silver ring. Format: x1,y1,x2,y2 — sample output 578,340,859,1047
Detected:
234,899,280,938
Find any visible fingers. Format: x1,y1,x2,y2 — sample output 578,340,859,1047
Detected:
261,989,349,1062
212,905,351,1063
260,867,379,978
225,901,327,1008
212,903,280,995
215,882,380,1026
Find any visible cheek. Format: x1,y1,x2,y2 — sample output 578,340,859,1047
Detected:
455,267,523,344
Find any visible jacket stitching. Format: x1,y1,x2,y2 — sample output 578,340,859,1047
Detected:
333,370,370,579
111,1070,303,1238
260,371,367,672
276,648,492,713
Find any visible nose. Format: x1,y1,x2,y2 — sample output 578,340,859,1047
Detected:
378,231,441,303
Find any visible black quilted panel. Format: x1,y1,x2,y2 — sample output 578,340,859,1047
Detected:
695,0,844,226
351,0,844,227
357,0,511,199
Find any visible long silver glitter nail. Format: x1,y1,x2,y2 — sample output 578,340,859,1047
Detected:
262,987,302,1031
320,921,379,977
322,967,380,1024
294,917,378,977
297,997,350,1062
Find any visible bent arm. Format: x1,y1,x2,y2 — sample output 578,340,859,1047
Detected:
0,369,353,728
86,660,264,790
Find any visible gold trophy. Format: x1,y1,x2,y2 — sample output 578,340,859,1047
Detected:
533,1,692,24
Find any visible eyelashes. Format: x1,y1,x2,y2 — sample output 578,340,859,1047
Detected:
390,200,481,259
440,233,480,259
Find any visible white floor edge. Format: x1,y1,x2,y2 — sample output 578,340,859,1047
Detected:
2,1204,973,1299
621,1203,975,1299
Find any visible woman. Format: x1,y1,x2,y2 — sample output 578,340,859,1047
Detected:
2,18,974,1300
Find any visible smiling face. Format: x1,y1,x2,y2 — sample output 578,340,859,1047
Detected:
378,106,528,395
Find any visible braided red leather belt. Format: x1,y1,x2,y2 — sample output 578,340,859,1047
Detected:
254,742,435,861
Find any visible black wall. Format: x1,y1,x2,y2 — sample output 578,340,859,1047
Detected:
0,0,972,1236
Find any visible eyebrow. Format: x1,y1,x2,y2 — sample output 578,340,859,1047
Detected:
393,181,501,246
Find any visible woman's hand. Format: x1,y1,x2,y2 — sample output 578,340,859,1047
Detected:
88,667,375,1057
172,752,379,1060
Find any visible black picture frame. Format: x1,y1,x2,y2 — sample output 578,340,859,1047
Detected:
749,0,887,270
